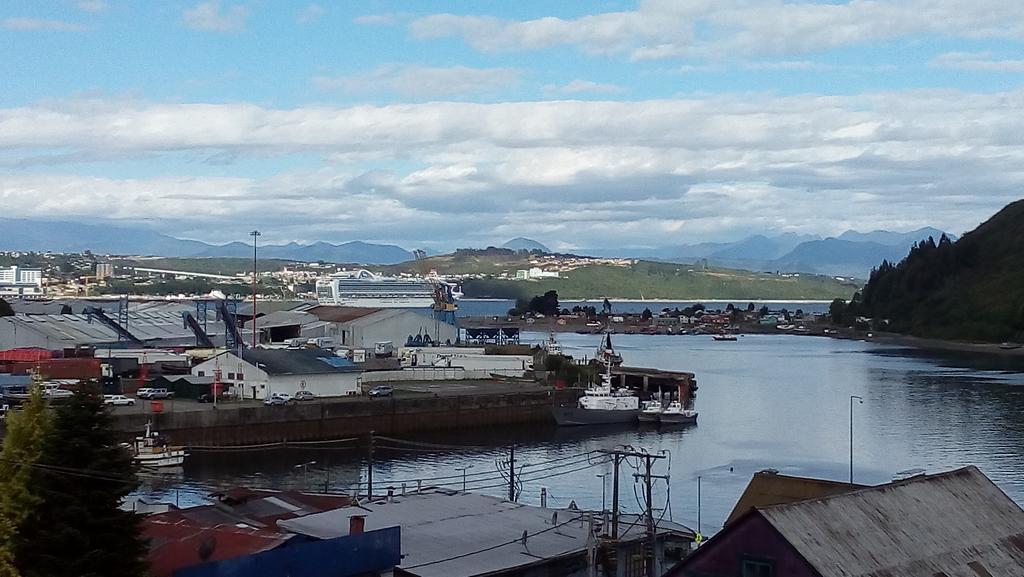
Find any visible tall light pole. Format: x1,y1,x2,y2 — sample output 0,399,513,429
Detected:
249,230,261,349
850,395,863,483
595,473,607,513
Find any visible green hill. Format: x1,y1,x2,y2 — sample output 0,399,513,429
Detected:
859,200,1024,342
459,261,858,301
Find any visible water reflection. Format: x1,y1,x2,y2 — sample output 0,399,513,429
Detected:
140,332,1024,534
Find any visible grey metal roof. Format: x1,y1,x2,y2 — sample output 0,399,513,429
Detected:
243,311,316,330
758,466,1024,577
1,311,235,348
239,348,359,375
278,490,692,577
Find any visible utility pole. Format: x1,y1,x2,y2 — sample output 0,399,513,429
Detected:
611,453,623,539
850,395,863,483
249,230,260,349
508,444,516,502
603,449,663,577
643,457,655,577
367,430,375,501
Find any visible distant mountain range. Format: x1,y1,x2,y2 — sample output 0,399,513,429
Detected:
0,219,414,265
0,218,956,277
580,227,956,278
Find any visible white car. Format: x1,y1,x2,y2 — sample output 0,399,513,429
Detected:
103,394,136,406
42,384,74,399
264,393,296,406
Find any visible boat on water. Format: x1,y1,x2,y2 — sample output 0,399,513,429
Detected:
128,423,187,468
638,400,663,424
660,400,698,425
544,332,563,356
596,332,624,366
315,269,459,308
712,334,737,342
1000,342,1022,350
551,370,640,426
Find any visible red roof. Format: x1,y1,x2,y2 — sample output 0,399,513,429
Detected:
144,517,291,577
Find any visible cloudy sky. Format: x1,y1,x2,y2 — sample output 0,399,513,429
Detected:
2,1,1023,250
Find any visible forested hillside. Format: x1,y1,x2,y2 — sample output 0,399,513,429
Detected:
857,200,1024,342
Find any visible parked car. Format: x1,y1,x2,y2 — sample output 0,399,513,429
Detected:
137,388,174,400
264,393,296,406
368,385,393,398
293,390,316,401
42,384,74,399
103,394,136,406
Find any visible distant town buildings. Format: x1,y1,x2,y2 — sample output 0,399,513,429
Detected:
94,263,114,280
0,266,44,297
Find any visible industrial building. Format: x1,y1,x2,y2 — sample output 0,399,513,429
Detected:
247,306,458,349
0,266,44,297
191,348,363,399
279,489,695,577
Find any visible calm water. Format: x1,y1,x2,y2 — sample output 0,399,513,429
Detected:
143,333,1024,535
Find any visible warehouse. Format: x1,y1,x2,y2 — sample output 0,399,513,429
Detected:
304,306,458,349
191,348,362,400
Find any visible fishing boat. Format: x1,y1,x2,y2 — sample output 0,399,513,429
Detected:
638,400,663,424
544,332,563,356
128,423,187,468
596,332,624,366
660,400,698,425
551,368,640,426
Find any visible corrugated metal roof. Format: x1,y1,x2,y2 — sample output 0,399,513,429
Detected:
724,470,864,527
758,466,1024,577
243,310,316,330
144,517,292,577
240,348,359,375
3,311,233,347
305,306,383,323
278,490,693,577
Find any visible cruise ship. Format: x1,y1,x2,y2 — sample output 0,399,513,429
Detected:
315,269,457,308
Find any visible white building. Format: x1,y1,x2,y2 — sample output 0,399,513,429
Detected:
0,266,43,297
191,348,362,400
514,268,560,280
305,306,458,349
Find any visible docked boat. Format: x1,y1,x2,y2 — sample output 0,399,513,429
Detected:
660,400,698,425
129,423,187,468
551,370,640,426
596,332,624,366
638,400,663,424
315,269,459,308
712,334,737,342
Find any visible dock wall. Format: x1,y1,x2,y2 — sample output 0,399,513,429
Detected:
111,389,576,446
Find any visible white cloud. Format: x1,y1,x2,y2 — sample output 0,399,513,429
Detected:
77,0,108,12
2,90,1023,246
543,79,626,96
2,17,85,31
313,65,521,98
930,51,1024,72
183,1,248,32
297,4,324,24
353,13,401,26
408,1,1024,60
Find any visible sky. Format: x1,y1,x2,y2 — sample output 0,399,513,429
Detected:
1,0,1023,251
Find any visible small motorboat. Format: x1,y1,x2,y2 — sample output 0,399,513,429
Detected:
638,400,663,424
999,342,1022,350
712,334,737,342
128,423,187,468
660,401,698,426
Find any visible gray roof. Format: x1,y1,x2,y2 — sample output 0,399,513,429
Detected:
243,310,316,330
240,348,358,375
278,490,692,577
1,311,235,348
758,466,1024,577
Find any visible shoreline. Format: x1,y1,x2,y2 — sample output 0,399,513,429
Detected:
462,298,837,304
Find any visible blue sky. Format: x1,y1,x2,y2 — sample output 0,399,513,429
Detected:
2,0,1023,250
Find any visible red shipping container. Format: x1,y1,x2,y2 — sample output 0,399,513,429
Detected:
0,348,54,362
10,358,101,380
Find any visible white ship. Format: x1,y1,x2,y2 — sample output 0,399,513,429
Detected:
315,269,458,308
128,423,187,468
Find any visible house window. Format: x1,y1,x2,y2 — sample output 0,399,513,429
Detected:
741,559,774,577
197,371,205,377
227,372,235,380
236,372,244,380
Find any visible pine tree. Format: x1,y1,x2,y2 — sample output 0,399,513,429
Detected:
0,387,52,577
16,382,148,577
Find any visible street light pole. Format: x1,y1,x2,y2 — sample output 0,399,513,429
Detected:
596,474,607,513
457,468,467,492
850,395,863,484
249,230,260,349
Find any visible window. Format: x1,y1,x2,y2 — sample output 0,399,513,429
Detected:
197,371,205,377
236,372,244,380
227,372,235,380
741,559,774,577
